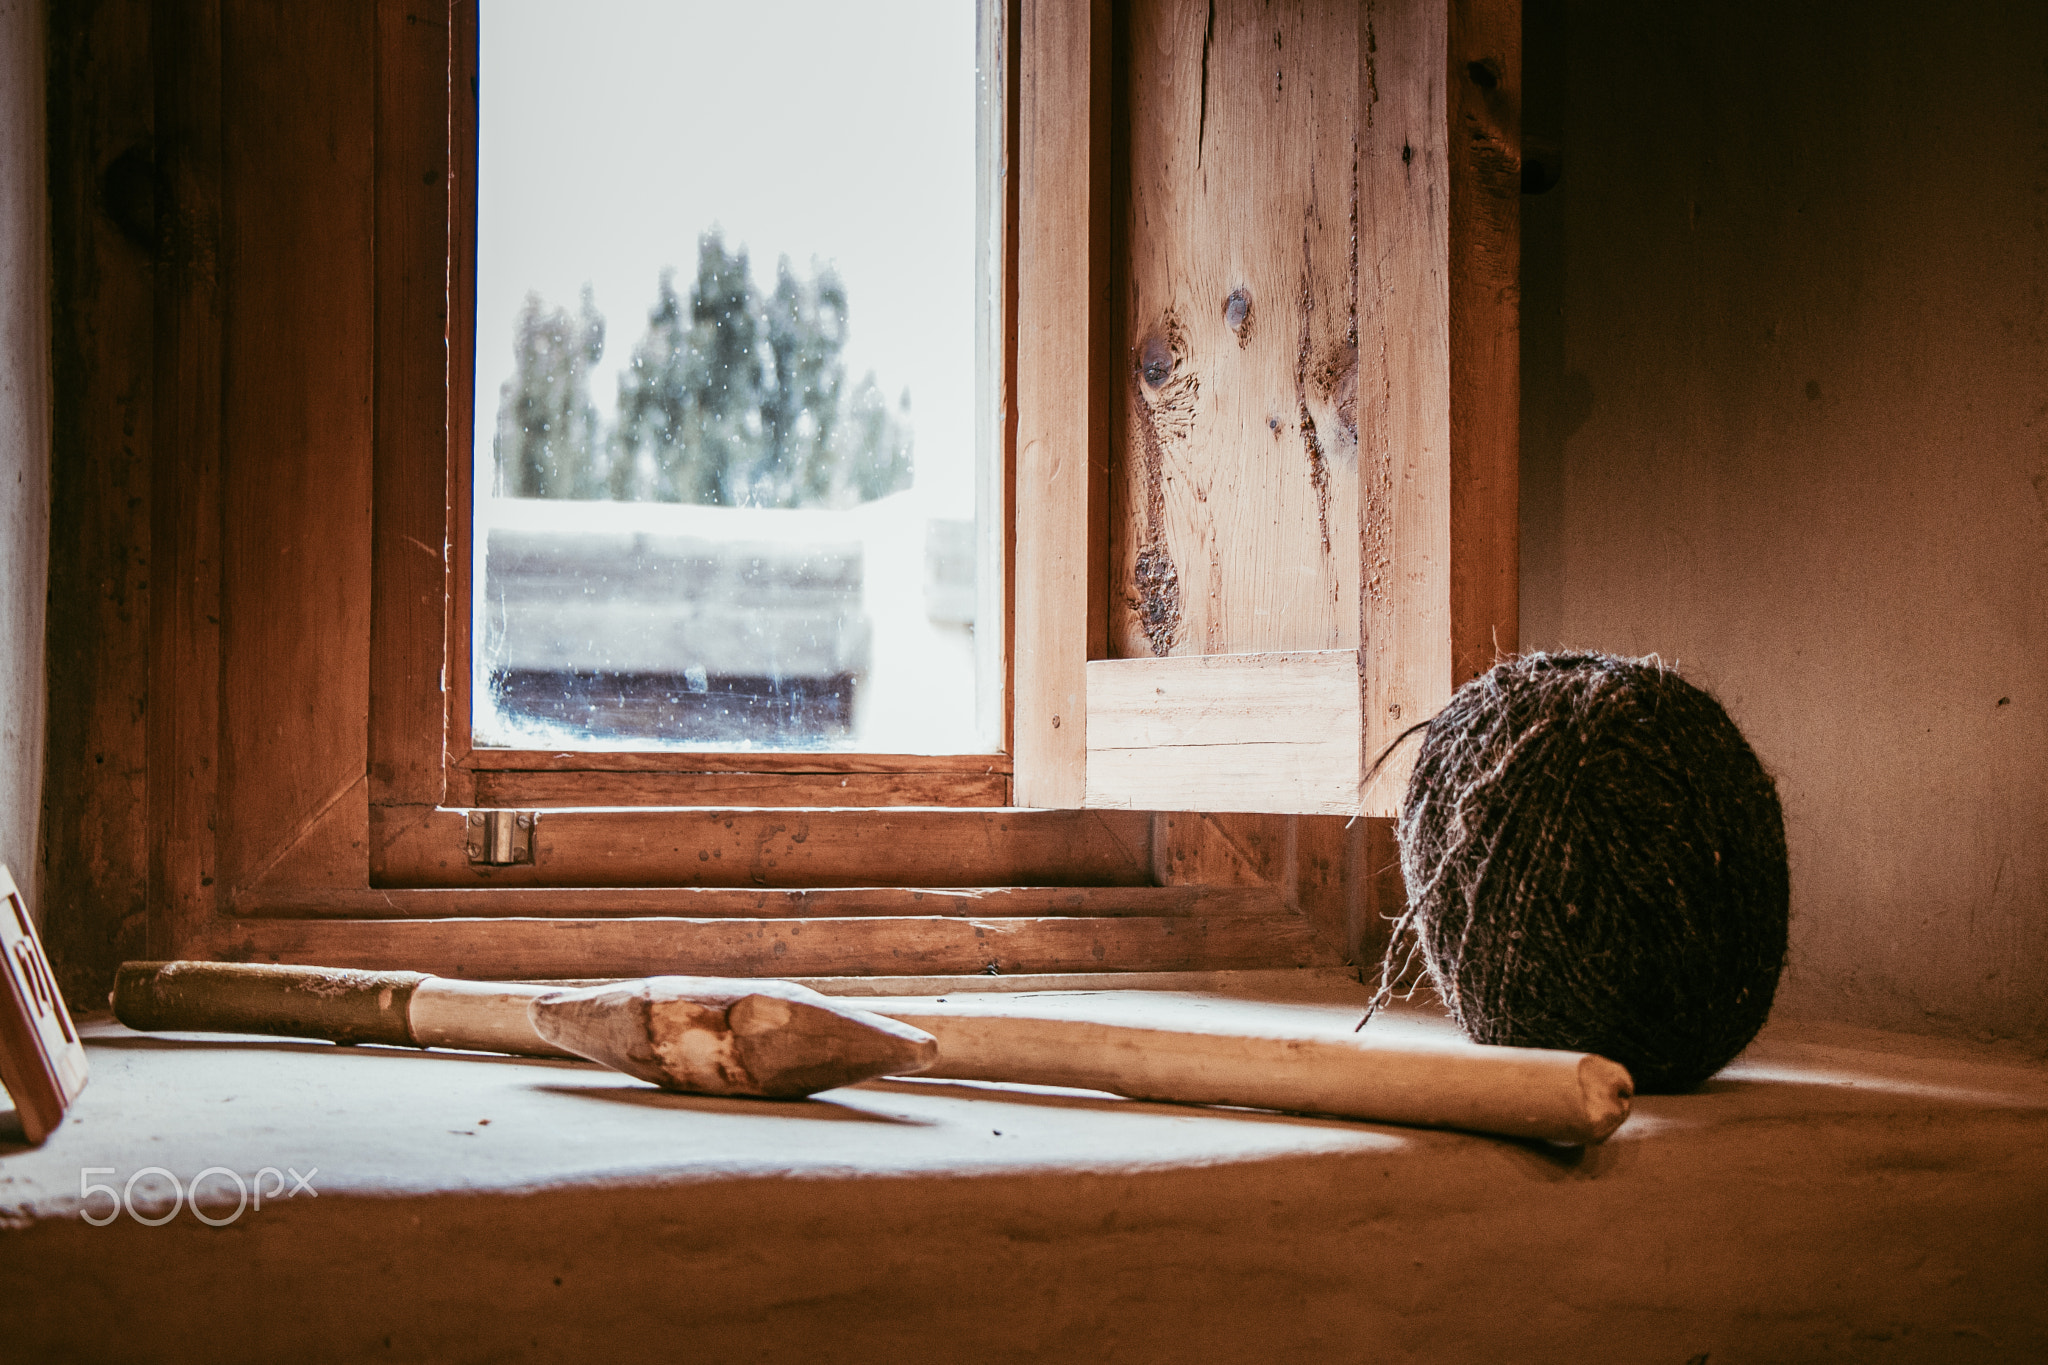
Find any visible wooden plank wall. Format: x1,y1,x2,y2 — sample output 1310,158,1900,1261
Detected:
216,0,378,897
43,0,154,999
150,0,228,956
1110,0,1359,660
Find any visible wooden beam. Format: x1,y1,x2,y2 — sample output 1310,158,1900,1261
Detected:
43,0,154,999
368,0,456,811
1012,0,1111,808
457,749,1016,775
227,884,1286,920
1357,0,1520,814
152,0,226,955
371,806,1158,889
473,770,1011,810
203,912,1335,979
1084,651,1363,815
1446,0,1522,689
441,0,481,789
457,749,1019,807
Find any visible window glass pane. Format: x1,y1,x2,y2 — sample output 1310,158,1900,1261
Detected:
472,0,998,753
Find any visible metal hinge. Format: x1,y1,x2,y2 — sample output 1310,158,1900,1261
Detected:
465,809,536,866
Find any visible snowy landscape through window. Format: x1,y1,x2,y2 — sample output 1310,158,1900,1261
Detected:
472,0,998,754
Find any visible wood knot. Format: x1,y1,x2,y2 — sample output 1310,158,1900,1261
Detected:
1223,288,1254,347
1138,335,1174,389
1132,547,1183,656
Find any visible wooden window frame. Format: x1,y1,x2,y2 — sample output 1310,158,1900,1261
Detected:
133,0,1515,984
433,5,1019,817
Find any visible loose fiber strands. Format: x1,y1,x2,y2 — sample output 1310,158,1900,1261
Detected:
1376,653,1789,1092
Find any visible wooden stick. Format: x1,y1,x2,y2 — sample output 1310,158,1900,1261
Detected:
110,962,936,1098
408,976,577,1057
864,997,1632,1145
114,961,459,1048
113,962,1632,1142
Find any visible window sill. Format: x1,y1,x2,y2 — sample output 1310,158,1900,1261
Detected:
6,993,2046,1358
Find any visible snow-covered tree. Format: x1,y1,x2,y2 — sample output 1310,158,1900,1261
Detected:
493,286,605,498
495,233,915,507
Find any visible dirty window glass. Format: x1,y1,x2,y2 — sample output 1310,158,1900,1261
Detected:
472,0,999,753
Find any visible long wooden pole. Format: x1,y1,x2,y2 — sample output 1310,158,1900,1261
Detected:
868,996,1630,1146
113,962,1631,1144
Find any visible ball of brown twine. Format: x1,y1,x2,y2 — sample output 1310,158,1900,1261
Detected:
1371,652,1789,1092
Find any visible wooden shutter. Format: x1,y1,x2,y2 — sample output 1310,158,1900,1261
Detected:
1016,0,1521,818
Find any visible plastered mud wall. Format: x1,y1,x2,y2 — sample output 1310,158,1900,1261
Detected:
1520,0,2048,1046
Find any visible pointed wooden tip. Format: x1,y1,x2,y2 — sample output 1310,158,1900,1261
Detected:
530,976,936,1098
1577,1054,1635,1144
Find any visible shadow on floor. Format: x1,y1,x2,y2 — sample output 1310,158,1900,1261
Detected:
85,1032,594,1071
531,1081,933,1125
